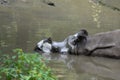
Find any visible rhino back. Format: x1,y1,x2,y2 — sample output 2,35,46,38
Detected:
86,29,120,58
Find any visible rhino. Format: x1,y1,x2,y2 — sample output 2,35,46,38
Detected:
69,29,120,59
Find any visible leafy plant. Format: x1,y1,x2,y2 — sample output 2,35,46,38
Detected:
0,49,57,80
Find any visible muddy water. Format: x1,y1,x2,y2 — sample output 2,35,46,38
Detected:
0,0,120,80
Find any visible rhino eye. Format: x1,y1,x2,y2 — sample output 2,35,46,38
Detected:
72,39,78,45
41,45,43,49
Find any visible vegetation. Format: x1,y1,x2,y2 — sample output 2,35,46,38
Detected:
0,49,57,80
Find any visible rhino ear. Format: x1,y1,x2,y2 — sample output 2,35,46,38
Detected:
47,37,52,44
80,29,88,36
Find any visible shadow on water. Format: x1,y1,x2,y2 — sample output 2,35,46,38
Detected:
0,0,120,80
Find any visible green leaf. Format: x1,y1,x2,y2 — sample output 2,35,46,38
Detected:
12,56,16,59
0,49,58,80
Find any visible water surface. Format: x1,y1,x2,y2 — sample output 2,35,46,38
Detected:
0,0,120,80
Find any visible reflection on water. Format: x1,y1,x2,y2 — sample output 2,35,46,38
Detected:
45,53,120,80
0,0,120,80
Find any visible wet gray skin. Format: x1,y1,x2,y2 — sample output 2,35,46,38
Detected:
70,30,120,59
